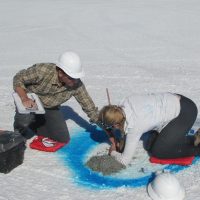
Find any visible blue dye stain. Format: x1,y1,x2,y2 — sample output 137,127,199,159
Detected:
57,128,200,189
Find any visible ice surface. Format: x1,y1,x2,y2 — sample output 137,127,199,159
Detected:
1,0,200,199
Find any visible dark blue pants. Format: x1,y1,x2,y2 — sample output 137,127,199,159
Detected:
14,107,70,143
150,95,199,158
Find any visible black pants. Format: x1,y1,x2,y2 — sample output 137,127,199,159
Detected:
150,95,200,158
14,107,70,143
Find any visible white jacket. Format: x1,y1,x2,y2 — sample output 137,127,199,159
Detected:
111,92,181,166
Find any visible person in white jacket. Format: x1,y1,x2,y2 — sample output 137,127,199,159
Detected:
98,92,199,166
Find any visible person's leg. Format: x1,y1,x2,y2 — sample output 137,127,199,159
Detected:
151,95,200,158
36,107,70,143
14,107,70,143
145,130,159,151
14,111,36,139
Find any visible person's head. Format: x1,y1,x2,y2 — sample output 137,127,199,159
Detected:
56,67,79,88
56,51,85,87
98,105,126,152
98,105,126,130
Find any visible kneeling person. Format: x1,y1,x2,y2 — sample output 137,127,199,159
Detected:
99,92,199,166
13,51,98,152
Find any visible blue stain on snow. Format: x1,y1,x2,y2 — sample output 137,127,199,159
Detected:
57,128,200,189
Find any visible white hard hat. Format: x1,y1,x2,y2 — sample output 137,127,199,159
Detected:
56,51,85,79
147,172,185,200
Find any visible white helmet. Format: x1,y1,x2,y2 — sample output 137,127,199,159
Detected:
147,172,185,200
56,51,85,79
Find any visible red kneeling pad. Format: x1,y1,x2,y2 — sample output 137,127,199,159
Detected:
150,156,194,166
30,136,67,152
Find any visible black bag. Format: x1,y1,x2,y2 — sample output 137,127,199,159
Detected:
0,130,26,174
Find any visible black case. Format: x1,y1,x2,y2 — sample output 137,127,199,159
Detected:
0,131,26,173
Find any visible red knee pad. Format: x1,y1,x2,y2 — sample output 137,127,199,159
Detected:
30,136,69,152
149,156,194,165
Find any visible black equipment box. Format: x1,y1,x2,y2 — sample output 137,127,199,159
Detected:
0,130,26,174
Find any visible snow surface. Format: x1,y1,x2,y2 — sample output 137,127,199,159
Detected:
1,0,200,199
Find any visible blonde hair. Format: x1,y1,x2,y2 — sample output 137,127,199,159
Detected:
98,105,126,132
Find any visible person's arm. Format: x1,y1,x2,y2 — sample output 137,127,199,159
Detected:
73,82,99,123
110,128,141,166
15,87,37,108
13,64,42,108
103,129,118,154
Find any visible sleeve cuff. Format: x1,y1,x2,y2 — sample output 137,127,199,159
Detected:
111,150,121,157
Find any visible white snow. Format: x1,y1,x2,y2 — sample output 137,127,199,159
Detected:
1,0,200,199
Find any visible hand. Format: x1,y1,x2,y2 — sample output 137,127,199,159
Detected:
108,143,117,155
22,97,37,109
